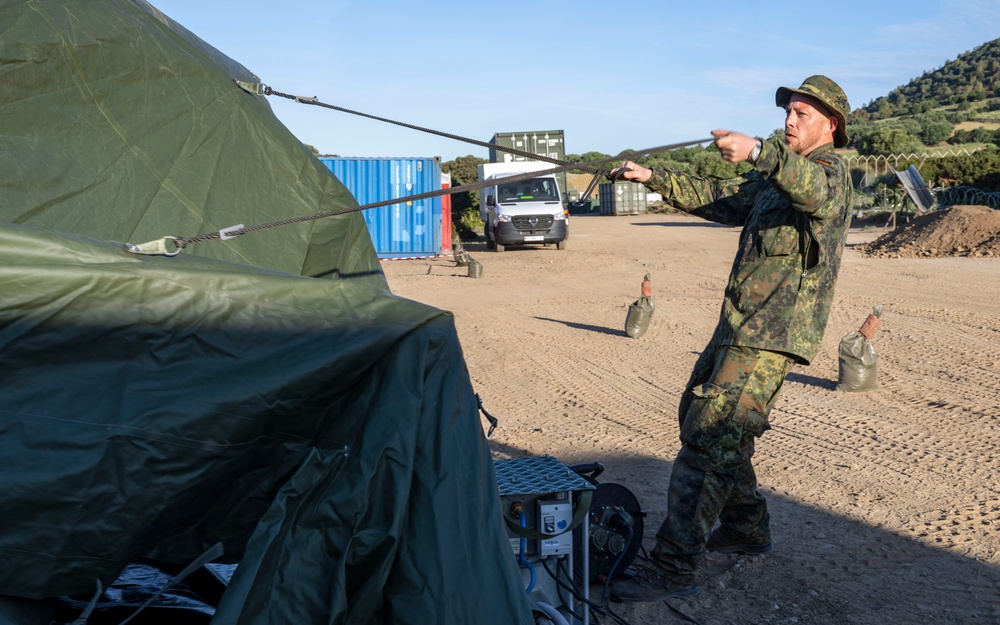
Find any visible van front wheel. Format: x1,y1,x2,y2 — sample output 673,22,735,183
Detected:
556,239,567,250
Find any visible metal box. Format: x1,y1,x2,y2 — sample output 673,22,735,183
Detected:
494,456,594,622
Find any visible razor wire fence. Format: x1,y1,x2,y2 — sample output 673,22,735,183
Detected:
931,185,1000,209
844,148,1000,216
844,148,973,190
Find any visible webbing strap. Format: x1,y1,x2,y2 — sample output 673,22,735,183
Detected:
117,542,225,625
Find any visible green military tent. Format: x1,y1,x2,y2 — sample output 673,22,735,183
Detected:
0,1,534,623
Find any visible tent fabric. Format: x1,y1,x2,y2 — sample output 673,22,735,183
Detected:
0,0,385,288
0,596,52,625
0,223,534,624
0,1,535,622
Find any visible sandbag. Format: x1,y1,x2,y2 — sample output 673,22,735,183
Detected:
837,306,883,392
467,257,483,278
625,274,654,338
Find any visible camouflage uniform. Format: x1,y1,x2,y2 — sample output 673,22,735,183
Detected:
642,120,853,584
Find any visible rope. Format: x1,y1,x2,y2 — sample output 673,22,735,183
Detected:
260,84,601,172
124,81,711,255
127,137,709,255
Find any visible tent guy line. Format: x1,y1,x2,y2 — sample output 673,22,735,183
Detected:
125,136,713,257
241,82,597,171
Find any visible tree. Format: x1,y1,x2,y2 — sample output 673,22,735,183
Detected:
690,149,751,179
873,99,894,120
856,126,924,156
916,112,953,145
920,146,1000,191
442,155,488,239
896,118,922,136
846,120,878,150
566,151,612,165
948,127,994,144
919,119,953,145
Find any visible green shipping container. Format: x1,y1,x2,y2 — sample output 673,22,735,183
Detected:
599,181,647,216
488,130,567,201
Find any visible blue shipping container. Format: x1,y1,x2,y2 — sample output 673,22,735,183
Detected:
319,157,443,259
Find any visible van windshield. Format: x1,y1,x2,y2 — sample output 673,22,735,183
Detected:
497,177,560,202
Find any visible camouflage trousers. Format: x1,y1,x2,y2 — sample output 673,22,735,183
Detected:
651,344,795,584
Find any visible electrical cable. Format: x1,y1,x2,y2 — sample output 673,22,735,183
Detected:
518,512,536,595
594,523,637,625
540,535,635,625
534,601,571,625
534,509,704,625
546,557,583,623
600,523,633,607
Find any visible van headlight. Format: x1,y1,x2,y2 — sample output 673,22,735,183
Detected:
496,213,512,222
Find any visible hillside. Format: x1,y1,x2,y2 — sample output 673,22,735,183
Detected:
845,38,1000,156
854,38,1000,119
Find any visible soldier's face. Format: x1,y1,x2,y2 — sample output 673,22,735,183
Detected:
783,94,836,155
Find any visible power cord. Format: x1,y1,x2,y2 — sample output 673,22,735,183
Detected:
538,529,636,625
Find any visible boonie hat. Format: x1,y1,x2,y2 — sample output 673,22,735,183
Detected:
776,75,850,148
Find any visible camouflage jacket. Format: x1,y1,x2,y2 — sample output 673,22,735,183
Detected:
645,139,852,364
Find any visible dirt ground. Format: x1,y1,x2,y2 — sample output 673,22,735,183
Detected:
381,209,1000,625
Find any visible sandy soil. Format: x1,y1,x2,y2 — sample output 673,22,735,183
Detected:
381,211,1000,625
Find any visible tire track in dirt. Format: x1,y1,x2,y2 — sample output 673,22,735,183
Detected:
502,303,694,458
385,213,1000,624
691,244,1000,565
765,324,999,562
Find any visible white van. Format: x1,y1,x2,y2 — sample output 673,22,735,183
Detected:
478,162,568,252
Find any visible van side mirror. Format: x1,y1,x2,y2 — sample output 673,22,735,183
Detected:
486,194,495,207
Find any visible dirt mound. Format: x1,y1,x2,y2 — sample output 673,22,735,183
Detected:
858,204,1000,258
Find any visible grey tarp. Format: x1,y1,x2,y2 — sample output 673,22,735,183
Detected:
0,0,534,622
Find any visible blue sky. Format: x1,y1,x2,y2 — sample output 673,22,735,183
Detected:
151,0,1000,161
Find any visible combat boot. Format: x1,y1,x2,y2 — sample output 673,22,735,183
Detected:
705,528,773,555
611,565,699,602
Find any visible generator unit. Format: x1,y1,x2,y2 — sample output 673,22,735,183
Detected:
495,456,594,624
494,456,646,625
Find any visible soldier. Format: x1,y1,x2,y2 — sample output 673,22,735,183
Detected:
611,76,853,602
